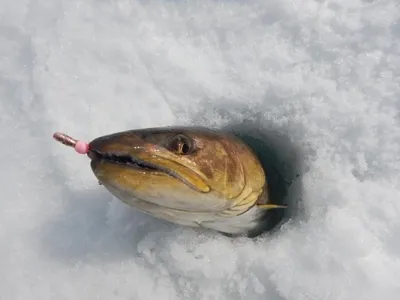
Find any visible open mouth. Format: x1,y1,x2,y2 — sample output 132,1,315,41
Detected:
89,150,159,171
88,149,210,193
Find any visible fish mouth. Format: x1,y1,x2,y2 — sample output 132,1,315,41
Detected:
89,150,160,172
87,130,210,193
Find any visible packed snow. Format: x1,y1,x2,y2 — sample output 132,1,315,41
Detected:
1,0,400,299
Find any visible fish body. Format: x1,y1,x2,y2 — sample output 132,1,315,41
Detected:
87,126,286,236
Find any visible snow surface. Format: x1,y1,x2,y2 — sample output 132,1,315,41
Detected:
2,0,400,299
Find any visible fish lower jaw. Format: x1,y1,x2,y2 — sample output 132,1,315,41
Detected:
102,184,268,236
133,201,266,236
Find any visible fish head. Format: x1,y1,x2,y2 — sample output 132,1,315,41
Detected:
88,126,266,217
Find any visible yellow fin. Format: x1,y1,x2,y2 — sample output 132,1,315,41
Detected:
257,203,288,210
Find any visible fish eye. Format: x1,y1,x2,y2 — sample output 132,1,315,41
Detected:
168,134,194,155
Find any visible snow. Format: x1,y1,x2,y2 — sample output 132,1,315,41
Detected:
1,0,400,299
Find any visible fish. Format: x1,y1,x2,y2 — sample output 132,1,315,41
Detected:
87,126,287,237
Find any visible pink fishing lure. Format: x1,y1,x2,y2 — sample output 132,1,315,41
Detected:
53,132,89,154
